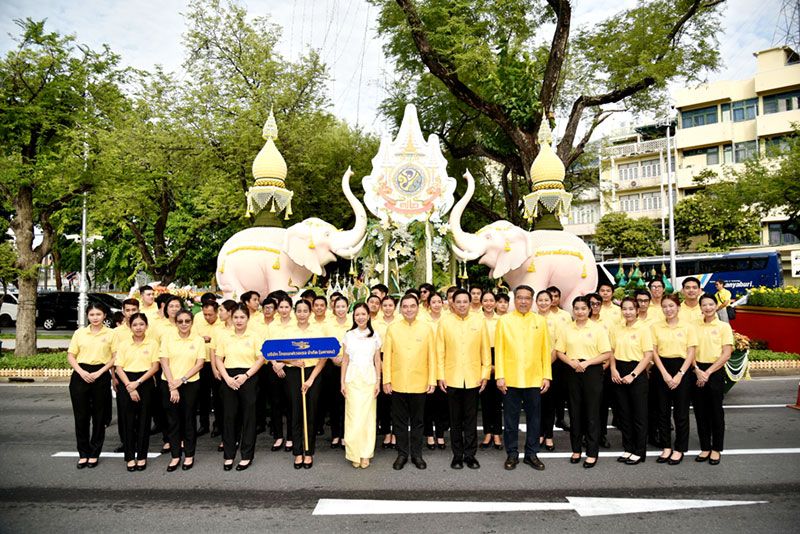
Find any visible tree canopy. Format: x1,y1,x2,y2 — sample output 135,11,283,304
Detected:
595,212,662,258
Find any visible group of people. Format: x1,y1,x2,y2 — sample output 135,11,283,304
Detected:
66,276,733,473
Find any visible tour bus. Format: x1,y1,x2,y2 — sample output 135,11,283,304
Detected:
597,250,783,299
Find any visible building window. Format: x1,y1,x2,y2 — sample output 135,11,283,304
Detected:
723,144,733,164
732,98,758,122
641,191,662,211
734,140,758,163
768,222,800,245
617,162,638,181
721,103,731,122
763,90,800,114
641,159,661,178
683,146,720,165
764,136,790,155
681,105,718,128
620,194,640,212
570,204,599,225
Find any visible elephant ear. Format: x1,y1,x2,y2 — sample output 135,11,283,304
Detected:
285,223,323,276
492,226,530,279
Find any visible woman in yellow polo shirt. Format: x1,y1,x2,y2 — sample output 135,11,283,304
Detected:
159,309,206,472
609,297,653,465
692,293,734,465
555,296,612,468
479,290,503,450
115,312,160,471
67,303,115,469
266,296,296,453
424,293,449,451
375,296,397,449
651,293,698,465
215,303,265,471
283,299,328,469
325,295,351,449
536,290,560,452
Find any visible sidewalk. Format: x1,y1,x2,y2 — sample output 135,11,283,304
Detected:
1,339,71,350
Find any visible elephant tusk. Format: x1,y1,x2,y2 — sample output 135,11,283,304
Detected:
336,234,368,260
451,243,483,262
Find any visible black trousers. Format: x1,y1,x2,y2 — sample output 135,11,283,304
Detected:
377,353,392,435
447,387,479,460
117,371,154,462
267,365,291,440
317,363,344,440
161,380,200,458
286,366,323,455
197,362,213,429
655,357,691,452
599,367,615,438
221,368,259,461
552,359,570,425
648,366,661,445
503,387,541,456
69,364,112,459
152,374,169,444
613,361,649,457
256,365,271,431
211,373,225,434
566,363,604,457
480,378,503,435
392,392,426,460
692,363,725,451
424,387,450,438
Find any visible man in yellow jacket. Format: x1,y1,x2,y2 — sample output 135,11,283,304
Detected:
495,285,552,471
383,293,436,470
436,289,491,470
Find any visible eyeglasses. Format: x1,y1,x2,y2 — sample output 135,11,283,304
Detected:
636,299,651,303
176,319,192,324
590,302,601,307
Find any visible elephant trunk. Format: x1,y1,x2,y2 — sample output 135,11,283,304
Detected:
449,170,486,260
331,167,367,258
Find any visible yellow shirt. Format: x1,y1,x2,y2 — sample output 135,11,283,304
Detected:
192,318,224,362
68,326,113,365
150,317,177,344
159,333,205,382
139,302,160,323
610,321,653,363
373,315,397,349
600,303,622,324
494,311,552,388
116,337,160,373
435,312,491,388
555,320,612,361
695,318,734,364
111,323,132,354
482,313,498,348
649,302,666,322
650,320,699,359
382,318,436,393
542,313,563,348
635,313,659,330
715,288,732,306
215,329,264,370
679,302,702,324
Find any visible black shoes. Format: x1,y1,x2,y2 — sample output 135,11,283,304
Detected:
437,441,446,450
411,457,427,470
625,455,645,465
450,458,464,470
217,444,224,452
166,461,180,472
224,461,234,471
569,455,581,464
426,440,436,450
543,443,555,452
182,461,194,471
479,441,491,450
709,455,721,466
236,461,252,471
127,464,136,472
668,453,684,466
76,460,87,470
464,457,480,469
523,455,545,471
583,459,597,469
160,444,171,454
293,458,304,470
393,456,408,470
271,440,284,452
695,453,710,462
504,454,519,470
303,458,313,470
617,455,630,463
86,459,98,469
135,462,147,471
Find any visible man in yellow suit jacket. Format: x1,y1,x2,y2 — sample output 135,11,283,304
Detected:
495,285,552,471
383,294,436,470
436,289,491,470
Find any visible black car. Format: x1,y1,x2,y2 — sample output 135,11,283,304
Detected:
36,292,122,330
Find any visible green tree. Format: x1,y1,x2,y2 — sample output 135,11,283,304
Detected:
595,212,662,258
674,184,761,252
0,19,125,356
370,0,724,223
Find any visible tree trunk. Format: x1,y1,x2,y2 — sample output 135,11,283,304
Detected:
12,186,41,357
15,275,38,357
53,248,63,291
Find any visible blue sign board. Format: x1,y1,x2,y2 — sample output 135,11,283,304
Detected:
261,337,341,361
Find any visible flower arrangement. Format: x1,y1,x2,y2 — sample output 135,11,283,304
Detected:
746,286,800,309
733,331,751,351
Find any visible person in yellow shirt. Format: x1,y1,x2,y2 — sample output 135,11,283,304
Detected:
692,293,734,465
159,309,205,472
479,291,503,450
547,285,573,437
418,283,436,320
598,283,623,327
536,290,561,452
679,276,703,324
495,292,510,315
555,296,611,468
647,280,666,322
495,285,552,471
422,295,449,452
215,303,266,471
374,295,398,449
652,293,698,465
109,298,141,453
713,280,733,323
281,299,328,469
320,295,349,448
383,294,436,470
240,290,261,318
264,296,296,453
633,290,658,328
468,286,484,315
115,313,160,471
609,298,653,465
138,285,160,323
192,300,222,438
587,292,614,450
366,294,381,321
67,303,115,469
436,289,491,470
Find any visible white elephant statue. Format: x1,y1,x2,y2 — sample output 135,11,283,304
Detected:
215,168,367,299
449,171,597,310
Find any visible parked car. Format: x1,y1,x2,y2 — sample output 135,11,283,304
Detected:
36,292,122,330
0,293,18,327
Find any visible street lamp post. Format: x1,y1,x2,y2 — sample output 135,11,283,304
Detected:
77,192,88,328
664,119,678,290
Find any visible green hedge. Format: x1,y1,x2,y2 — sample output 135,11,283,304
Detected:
748,349,800,361
0,352,70,369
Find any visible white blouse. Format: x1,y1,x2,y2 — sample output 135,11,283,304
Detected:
343,328,382,384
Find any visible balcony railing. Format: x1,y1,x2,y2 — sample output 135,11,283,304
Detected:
603,138,667,158
616,176,664,190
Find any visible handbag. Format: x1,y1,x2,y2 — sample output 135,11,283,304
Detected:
726,306,736,320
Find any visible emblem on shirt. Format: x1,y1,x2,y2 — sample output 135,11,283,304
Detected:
586,333,593,338
190,345,196,351
711,329,718,336
292,341,311,350
143,350,150,355
677,332,683,338
630,335,637,340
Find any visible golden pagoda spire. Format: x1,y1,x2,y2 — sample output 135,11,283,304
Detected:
246,106,294,219
522,119,572,227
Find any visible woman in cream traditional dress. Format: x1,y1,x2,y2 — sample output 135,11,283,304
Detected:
340,303,382,468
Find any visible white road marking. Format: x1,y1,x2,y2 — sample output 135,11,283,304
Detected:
517,447,800,458
312,497,765,517
52,452,161,458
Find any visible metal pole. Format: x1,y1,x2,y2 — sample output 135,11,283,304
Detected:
78,192,88,328
665,122,678,289
658,149,666,242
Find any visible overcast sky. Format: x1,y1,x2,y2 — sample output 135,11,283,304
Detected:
0,0,786,139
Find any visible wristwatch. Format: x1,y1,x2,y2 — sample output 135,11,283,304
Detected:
630,371,637,378
181,377,188,385
677,369,685,375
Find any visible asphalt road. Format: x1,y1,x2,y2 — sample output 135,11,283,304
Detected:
0,377,798,533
